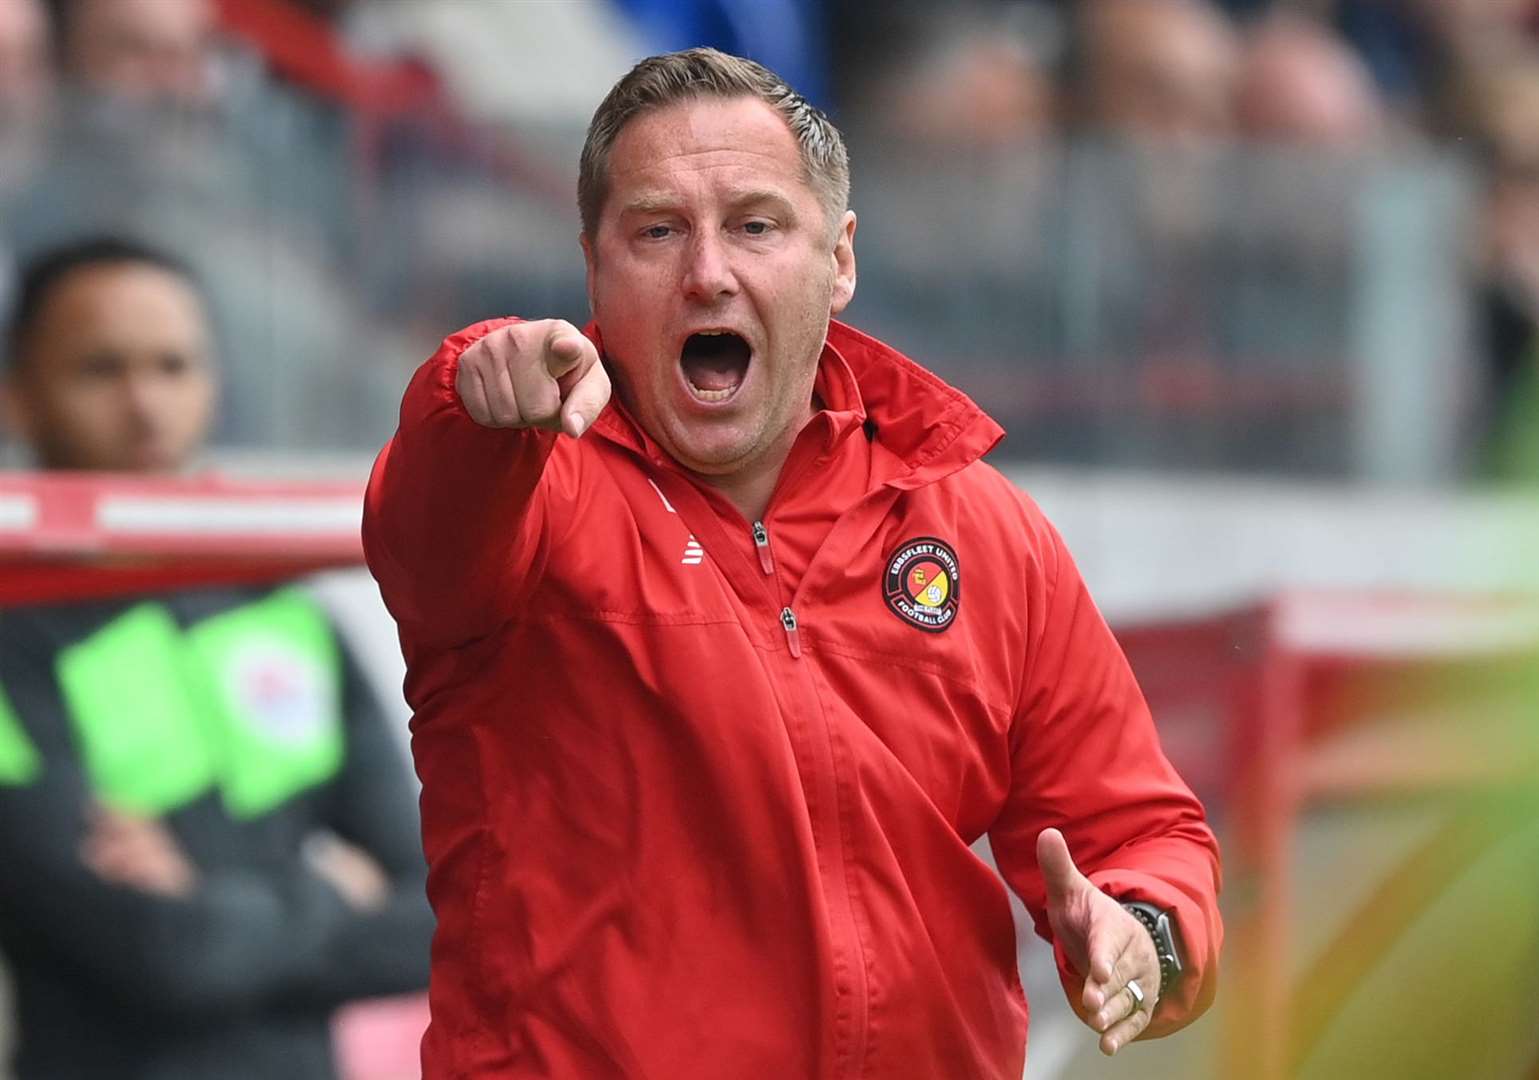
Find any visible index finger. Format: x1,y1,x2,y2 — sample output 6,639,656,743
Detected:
560,357,611,438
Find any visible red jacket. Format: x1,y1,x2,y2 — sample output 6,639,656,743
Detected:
365,318,1221,1079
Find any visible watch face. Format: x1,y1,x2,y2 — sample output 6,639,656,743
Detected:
1153,911,1184,973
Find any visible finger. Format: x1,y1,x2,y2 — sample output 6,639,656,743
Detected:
81,840,151,886
1091,982,1141,1033
456,361,494,426
560,357,611,438
1036,828,1082,909
1098,999,1152,1056
544,323,590,379
1082,942,1138,1016
507,337,565,430
90,804,136,833
1088,915,1136,989
483,350,525,428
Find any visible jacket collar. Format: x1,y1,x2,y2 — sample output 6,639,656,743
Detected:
585,319,1003,492
824,320,1003,489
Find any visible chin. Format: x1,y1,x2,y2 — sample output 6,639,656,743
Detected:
667,429,758,476
672,446,750,476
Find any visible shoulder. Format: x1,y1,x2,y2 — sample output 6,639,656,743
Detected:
936,459,1065,570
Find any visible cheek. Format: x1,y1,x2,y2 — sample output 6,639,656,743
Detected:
170,383,215,428
771,272,835,345
43,393,124,461
595,255,669,310
54,382,122,429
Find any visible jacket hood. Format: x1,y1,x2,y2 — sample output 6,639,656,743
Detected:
587,319,1004,492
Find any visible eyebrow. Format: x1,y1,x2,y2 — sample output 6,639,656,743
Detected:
618,188,798,218
728,189,797,217
618,192,679,217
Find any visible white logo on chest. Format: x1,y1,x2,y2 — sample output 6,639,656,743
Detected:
649,477,706,567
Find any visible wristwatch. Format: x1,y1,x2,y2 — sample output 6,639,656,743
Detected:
1121,901,1184,998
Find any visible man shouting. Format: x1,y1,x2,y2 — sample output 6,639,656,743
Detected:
365,47,1221,1080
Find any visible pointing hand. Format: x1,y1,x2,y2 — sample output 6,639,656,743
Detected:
455,319,611,438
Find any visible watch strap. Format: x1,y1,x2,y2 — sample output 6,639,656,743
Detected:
1121,901,1183,999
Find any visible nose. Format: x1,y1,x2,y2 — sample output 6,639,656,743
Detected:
680,230,739,303
122,368,173,426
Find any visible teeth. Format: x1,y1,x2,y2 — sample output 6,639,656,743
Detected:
690,385,735,402
695,329,732,336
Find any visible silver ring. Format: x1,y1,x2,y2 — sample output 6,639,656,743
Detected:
1126,978,1147,1013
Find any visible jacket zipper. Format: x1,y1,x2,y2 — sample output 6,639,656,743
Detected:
754,520,868,1072
751,519,776,574
779,606,802,658
754,520,802,658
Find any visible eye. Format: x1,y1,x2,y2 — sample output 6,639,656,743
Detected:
641,224,673,240
78,353,125,380
742,220,772,236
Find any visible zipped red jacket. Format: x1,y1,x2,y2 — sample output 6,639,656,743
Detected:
364,317,1222,1079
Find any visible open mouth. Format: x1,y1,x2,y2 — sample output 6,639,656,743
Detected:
680,330,750,403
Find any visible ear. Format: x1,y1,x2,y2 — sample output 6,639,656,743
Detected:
580,231,598,315
829,210,857,316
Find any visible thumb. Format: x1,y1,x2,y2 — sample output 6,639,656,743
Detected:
1037,827,1085,907
545,329,589,378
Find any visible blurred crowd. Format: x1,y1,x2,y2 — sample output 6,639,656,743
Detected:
839,0,1539,480
0,0,1533,479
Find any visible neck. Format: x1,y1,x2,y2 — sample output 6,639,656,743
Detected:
701,459,781,524
700,401,818,523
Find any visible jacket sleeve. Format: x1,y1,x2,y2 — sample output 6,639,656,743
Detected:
0,630,360,1021
362,318,566,650
288,641,433,1007
987,512,1222,1038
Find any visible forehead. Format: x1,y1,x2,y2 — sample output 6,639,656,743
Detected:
77,0,211,41
31,264,208,354
606,96,807,200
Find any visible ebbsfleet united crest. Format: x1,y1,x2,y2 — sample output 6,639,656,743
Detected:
882,537,960,632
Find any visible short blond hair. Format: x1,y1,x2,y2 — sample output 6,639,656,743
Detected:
578,48,850,238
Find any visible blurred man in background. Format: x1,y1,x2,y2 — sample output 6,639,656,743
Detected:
48,0,216,109
0,0,48,124
0,237,433,1080
1236,11,1383,148
0,237,213,471
1070,0,1241,146
0,0,52,258
1458,55,1539,480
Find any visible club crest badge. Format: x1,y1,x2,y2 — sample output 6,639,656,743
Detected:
882,537,961,632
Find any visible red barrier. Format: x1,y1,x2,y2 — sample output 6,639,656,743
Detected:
0,472,364,603
1221,590,1539,1080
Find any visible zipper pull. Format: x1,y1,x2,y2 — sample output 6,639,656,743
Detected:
780,606,802,658
752,520,775,575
